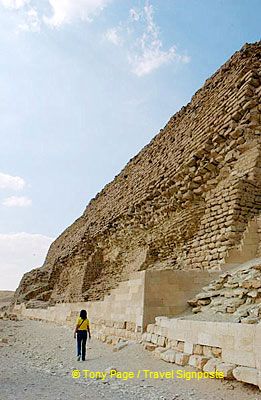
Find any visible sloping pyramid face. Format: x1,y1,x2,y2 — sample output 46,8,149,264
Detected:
15,42,261,306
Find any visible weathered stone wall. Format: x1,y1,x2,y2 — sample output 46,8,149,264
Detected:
142,270,218,328
142,317,261,389
13,270,216,333
13,272,145,338
14,42,261,305
187,260,261,322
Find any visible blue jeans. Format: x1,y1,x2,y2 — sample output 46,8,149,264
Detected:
77,330,87,360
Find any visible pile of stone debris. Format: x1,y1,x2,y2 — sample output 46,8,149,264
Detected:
188,263,261,323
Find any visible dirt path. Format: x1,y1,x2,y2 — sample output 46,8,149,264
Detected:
1,319,260,400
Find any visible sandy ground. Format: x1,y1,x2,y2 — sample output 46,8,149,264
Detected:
0,319,260,400
0,291,14,312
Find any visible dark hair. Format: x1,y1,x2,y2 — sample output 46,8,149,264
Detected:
80,309,87,320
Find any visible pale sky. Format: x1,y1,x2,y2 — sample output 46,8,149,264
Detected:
0,0,260,290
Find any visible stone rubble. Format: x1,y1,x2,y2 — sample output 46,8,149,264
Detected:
187,263,261,322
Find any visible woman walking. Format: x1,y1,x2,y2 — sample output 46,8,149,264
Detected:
74,309,91,361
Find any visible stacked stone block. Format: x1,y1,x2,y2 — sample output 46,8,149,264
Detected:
14,42,261,305
142,316,261,389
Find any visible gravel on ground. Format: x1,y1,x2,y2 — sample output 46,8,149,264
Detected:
1,319,260,400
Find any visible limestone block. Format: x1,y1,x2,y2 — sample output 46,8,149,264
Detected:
154,346,167,359
184,342,194,355
120,329,127,339
155,316,170,328
197,321,226,347
159,326,168,337
147,324,155,333
211,347,222,358
125,331,132,339
151,334,159,344
177,341,185,352
203,359,217,372
234,288,248,297
196,292,214,300
160,349,176,363
255,323,261,371
126,322,136,332
233,366,259,386
233,323,256,356
175,352,190,366
106,336,113,345
113,321,126,329
157,335,166,347
141,332,149,342
112,340,128,352
198,299,211,306
134,332,142,341
143,342,157,351
193,344,203,355
111,337,120,346
241,317,259,324
216,362,236,379
203,345,213,357
167,339,177,349
189,355,209,370
192,307,201,313
154,325,161,335
257,371,261,391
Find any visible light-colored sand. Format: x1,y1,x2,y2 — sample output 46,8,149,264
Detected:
0,291,14,311
0,319,260,400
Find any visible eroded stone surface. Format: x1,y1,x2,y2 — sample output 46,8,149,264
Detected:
13,42,261,306
187,262,261,322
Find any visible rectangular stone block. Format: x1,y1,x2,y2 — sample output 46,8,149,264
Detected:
222,348,256,368
189,355,209,370
177,341,185,352
146,332,152,342
157,335,166,347
158,326,168,337
175,352,190,366
234,324,255,353
126,322,136,332
203,359,217,372
155,316,171,328
211,347,222,358
154,347,166,359
154,325,162,335
255,323,261,371
193,344,203,355
184,342,194,355
151,333,159,344
203,345,213,357
169,339,178,349
160,349,176,363
113,321,126,329
216,362,236,379
143,343,157,352
147,324,155,333
233,366,259,386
